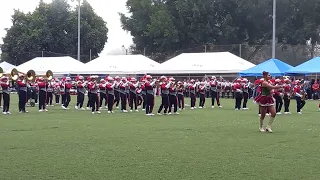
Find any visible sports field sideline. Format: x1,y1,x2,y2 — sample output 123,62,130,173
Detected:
1,96,320,180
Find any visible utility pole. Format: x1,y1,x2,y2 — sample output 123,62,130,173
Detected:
77,0,81,61
272,0,276,59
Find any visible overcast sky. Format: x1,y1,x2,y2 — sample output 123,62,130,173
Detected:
0,0,133,55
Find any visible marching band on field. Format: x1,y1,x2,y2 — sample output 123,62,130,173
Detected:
0,68,320,116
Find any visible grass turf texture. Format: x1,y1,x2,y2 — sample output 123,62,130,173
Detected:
1,95,320,180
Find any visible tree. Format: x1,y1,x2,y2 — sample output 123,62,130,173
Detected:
0,0,108,64
120,0,320,63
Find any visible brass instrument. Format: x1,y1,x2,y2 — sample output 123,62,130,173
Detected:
301,89,307,101
0,67,5,77
26,70,36,81
10,68,19,81
46,70,53,81
0,67,13,79
26,69,53,81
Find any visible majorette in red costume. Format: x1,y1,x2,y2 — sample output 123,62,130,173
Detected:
254,78,275,107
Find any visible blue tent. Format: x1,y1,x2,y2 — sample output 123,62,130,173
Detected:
239,58,293,76
285,57,320,74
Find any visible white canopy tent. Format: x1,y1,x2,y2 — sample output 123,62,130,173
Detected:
72,55,160,74
0,61,16,73
149,52,255,74
16,56,86,75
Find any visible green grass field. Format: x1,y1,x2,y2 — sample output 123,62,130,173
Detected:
1,95,320,180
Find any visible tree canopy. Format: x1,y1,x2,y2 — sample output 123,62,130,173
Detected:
120,0,320,64
1,0,108,64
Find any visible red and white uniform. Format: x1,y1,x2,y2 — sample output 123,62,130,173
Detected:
144,78,155,95
233,82,242,93
37,79,47,92
283,83,291,96
198,84,206,94
64,79,73,93
189,83,196,94
119,78,128,95
209,79,218,92
1,77,10,113
99,80,107,94
53,80,60,94
106,77,115,95
129,79,138,94
140,83,146,95
242,81,249,94
177,82,184,96
293,85,302,97
313,83,319,92
77,80,86,94
17,78,27,92
0,78,10,94
88,81,98,94
160,81,170,95
216,81,222,92
60,80,65,95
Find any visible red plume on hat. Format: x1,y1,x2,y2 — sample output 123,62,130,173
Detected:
254,79,260,85
270,79,275,83
75,76,80,81
141,74,147,81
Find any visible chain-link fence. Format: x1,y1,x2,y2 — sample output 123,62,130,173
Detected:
11,51,91,65
10,43,319,66
155,43,319,66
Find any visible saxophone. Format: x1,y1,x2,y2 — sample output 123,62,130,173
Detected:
301,89,307,101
